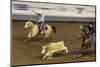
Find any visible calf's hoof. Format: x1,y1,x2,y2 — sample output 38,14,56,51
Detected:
47,56,53,60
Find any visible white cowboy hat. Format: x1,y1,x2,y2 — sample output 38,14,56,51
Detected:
89,24,93,27
38,11,42,14
80,24,83,30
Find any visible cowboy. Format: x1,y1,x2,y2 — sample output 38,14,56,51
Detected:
87,23,96,49
33,10,45,34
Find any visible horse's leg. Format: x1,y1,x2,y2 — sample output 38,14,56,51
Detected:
44,32,53,42
42,24,53,41
65,47,68,54
43,36,52,42
84,36,92,49
86,35,93,50
24,32,32,42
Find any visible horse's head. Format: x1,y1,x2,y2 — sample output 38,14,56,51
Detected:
24,21,34,29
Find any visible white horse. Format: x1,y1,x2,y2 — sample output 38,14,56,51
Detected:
24,21,56,41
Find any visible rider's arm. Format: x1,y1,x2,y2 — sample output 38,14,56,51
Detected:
38,15,44,22
32,10,40,15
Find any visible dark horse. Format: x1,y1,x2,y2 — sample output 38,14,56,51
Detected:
80,27,92,49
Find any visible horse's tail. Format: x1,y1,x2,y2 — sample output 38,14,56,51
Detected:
52,26,56,33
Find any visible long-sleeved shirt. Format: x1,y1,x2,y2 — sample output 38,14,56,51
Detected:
38,14,45,23
32,10,45,23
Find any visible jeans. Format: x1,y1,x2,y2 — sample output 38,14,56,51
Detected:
39,22,45,33
91,33,96,48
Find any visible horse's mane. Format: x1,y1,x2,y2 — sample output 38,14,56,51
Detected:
27,20,38,24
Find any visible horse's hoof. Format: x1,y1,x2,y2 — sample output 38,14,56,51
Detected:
72,54,82,59
24,40,28,43
90,48,95,51
41,58,45,60
77,54,82,57
72,55,77,59
41,57,46,60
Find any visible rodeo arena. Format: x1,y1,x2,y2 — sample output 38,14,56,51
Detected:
11,1,96,66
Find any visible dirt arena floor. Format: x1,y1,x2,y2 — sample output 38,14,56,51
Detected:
11,21,96,66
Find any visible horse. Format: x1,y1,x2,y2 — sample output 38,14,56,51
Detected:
82,28,92,49
24,20,56,41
